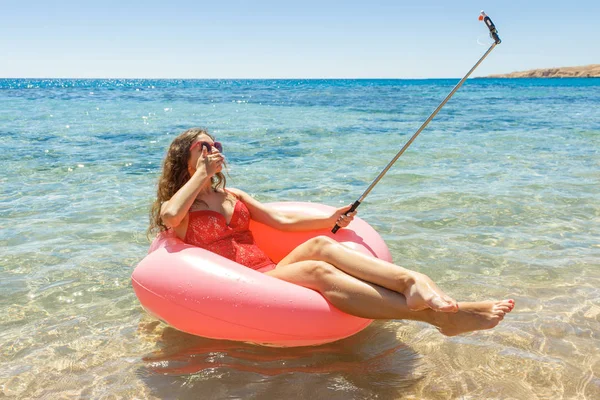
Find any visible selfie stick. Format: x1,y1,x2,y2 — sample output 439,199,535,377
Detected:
333,11,501,233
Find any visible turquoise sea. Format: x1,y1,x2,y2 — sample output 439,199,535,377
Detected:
1,78,599,399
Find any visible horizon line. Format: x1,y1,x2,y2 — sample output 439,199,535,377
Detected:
0,76,527,81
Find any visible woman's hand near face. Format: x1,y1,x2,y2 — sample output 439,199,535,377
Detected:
195,145,224,177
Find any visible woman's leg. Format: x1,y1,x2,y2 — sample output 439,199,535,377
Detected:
266,260,514,336
269,260,432,320
277,236,458,312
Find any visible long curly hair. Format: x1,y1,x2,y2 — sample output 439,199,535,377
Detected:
148,127,227,237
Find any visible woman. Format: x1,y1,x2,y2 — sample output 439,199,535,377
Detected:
149,128,514,336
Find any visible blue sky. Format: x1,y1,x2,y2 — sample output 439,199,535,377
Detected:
1,0,598,78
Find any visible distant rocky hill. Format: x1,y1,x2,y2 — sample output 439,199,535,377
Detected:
488,64,600,78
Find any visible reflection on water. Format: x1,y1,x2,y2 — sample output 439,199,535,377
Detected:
139,320,425,400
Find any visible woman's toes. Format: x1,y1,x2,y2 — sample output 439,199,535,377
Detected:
497,305,511,313
443,297,459,312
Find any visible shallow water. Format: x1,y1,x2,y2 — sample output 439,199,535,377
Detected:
1,78,599,399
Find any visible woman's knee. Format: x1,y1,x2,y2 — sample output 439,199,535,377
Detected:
303,260,337,284
305,235,338,258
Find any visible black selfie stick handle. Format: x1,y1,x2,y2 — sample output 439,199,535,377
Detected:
331,200,361,233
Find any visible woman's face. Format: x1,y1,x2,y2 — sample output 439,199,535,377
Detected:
187,134,223,175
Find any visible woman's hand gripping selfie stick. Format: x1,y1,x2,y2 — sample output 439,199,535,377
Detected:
332,11,502,233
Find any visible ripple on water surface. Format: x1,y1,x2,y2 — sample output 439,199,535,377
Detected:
1,78,599,399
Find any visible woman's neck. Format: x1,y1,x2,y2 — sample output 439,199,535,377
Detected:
196,183,214,199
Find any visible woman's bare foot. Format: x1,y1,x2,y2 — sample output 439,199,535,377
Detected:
434,299,515,336
405,272,459,313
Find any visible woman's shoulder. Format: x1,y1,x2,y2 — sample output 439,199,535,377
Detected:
224,187,247,199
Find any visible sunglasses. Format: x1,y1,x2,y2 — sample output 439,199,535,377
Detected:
190,140,223,153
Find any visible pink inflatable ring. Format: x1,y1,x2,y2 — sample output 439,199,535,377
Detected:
132,202,392,347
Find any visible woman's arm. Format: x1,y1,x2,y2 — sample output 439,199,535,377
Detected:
160,146,224,228
160,169,210,228
228,188,356,231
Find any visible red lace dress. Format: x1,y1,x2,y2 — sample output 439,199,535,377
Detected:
184,200,276,272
